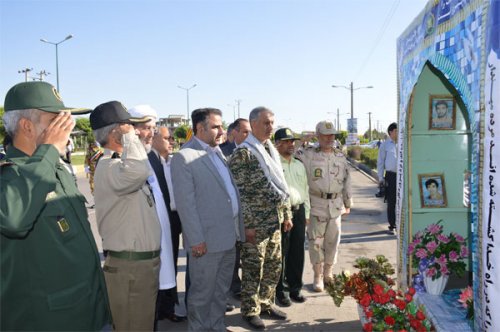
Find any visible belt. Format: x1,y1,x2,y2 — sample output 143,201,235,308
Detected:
107,250,160,260
317,192,339,200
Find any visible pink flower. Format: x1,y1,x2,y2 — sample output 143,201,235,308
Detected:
449,251,459,262
453,233,465,243
458,286,473,308
435,254,447,266
414,231,423,239
425,267,436,277
409,243,415,254
461,245,469,258
437,234,450,244
426,223,441,235
440,265,449,275
425,241,438,254
415,248,428,259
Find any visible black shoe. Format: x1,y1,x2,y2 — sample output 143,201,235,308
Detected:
290,292,306,303
244,315,265,330
226,303,236,312
163,313,186,322
387,226,395,235
276,295,292,307
262,305,287,320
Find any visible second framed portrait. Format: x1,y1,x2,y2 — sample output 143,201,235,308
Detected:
429,95,456,130
418,173,448,208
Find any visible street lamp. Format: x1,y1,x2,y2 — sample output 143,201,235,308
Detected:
40,34,73,92
177,84,197,121
227,104,236,121
331,82,373,120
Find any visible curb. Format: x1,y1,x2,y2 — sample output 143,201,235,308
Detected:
347,157,378,183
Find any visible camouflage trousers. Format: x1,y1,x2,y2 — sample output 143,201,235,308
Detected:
307,214,341,265
240,229,281,317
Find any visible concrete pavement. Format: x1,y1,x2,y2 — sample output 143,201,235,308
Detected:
77,162,397,332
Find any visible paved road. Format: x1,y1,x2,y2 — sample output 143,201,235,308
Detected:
77,163,397,332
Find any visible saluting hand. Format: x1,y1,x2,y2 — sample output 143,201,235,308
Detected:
38,111,75,155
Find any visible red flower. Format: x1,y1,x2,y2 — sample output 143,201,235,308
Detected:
373,283,384,295
405,293,413,302
410,319,422,330
384,316,396,326
387,289,396,298
394,299,406,310
365,310,373,318
408,287,416,295
379,293,391,304
363,322,373,332
416,310,426,321
360,293,372,307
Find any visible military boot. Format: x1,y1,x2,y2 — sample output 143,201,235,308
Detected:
323,263,333,286
313,263,324,292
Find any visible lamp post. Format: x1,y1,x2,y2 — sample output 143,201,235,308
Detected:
331,82,373,121
40,34,73,92
227,104,236,121
177,84,197,121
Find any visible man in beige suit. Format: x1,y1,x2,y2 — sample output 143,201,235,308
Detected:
90,101,162,331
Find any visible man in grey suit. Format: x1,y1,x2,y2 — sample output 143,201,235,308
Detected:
171,108,245,331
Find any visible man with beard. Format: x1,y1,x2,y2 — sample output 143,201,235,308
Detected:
274,128,310,306
1,81,110,331
171,108,244,331
228,106,292,330
91,101,161,331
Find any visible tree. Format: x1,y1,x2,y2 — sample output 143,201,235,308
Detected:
174,124,189,141
75,117,92,136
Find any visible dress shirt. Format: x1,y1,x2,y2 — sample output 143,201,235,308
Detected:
280,155,311,219
377,137,398,182
195,137,239,218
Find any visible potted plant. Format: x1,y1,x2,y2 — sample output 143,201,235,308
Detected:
408,220,469,295
326,255,432,331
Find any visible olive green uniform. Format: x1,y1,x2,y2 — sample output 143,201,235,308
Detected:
0,144,111,331
229,146,291,317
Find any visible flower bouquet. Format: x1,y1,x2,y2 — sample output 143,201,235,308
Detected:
326,255,432,331
327,255,395,306
359,285,432,332
458,286,474,320
408,220,468,282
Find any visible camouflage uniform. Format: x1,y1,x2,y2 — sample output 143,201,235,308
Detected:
299,145,352,287
84,143,102,195
229,146,291,317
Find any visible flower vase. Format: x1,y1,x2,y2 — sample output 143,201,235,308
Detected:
423,274,449,295
357,304,370,327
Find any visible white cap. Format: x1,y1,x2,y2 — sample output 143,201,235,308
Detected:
128,104,158,121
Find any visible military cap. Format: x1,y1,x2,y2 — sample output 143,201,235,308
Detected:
316,121,338,135
4,81,91,114
90,101,148,130
274,128,299,142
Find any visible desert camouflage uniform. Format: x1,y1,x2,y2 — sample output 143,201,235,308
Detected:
228,145,291,317
298,146,352,269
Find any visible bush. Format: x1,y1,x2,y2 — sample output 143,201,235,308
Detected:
361,148,378,169
347,146,362,160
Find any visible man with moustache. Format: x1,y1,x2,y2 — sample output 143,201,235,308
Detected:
298,121,352,292
171,108,245,331
229,106,292,330
128,106,182,325
274,128,310,306
91,101,161,331
1,81,110,330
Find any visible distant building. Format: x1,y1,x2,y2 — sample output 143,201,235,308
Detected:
158,115,189,131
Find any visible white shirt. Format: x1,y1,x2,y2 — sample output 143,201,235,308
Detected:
147,162,176,290
377,137,398,181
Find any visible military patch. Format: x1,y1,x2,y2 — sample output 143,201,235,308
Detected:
45,191,57,202
285,128,292,136
56,218,70,233
325,122,333,129
314,168,323,178
52,87,63,101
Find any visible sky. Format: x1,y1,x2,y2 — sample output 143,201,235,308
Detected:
0,0,429,135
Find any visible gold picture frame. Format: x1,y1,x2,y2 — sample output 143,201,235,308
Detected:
429,95,456,130
418,173,448,208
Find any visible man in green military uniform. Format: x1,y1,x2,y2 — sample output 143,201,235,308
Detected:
298,120,352,292
0,81,111,331
229,106,292,330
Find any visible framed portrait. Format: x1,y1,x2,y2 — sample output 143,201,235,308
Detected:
418,173,448,208
429,95,456,130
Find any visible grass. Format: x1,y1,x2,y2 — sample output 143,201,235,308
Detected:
71,154,85,166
